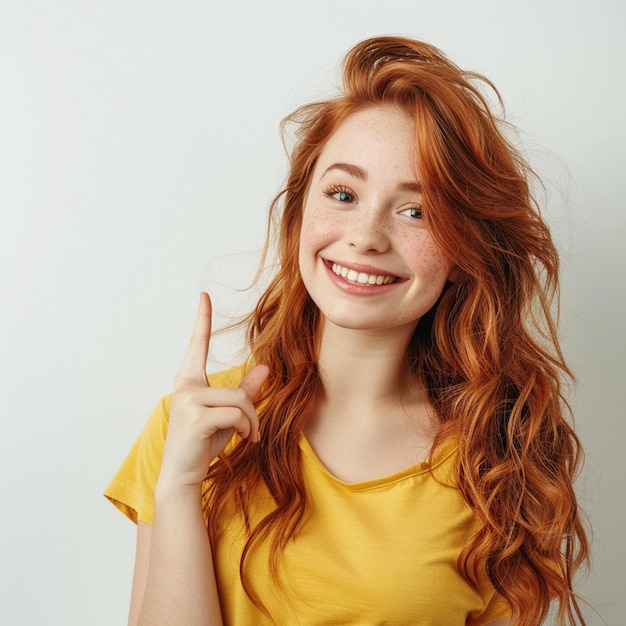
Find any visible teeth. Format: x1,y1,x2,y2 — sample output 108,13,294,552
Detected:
331,263,396,285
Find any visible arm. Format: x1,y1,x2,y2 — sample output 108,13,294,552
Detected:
128,293,268,626
133,490,221,626
128,522,150,626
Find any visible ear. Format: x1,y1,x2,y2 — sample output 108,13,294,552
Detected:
447,265,463,283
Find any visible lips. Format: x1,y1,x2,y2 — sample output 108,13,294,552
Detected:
330,262,399,286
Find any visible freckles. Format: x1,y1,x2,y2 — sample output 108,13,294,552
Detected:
302,209,341,245
403,236,450,276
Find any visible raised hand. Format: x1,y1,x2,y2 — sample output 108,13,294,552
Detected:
157,292,269,492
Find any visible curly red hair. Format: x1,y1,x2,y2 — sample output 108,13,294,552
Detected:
204,36,589,624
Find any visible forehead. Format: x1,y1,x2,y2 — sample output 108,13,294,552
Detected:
314,105,418,177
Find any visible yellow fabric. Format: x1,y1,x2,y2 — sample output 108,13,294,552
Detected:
105,367,511,625
104,366,246,524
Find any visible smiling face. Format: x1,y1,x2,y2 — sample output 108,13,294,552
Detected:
298,105,459,337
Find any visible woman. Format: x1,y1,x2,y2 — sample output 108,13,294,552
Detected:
105,36,589,625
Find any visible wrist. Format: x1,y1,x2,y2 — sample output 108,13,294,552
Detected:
154,475,203,507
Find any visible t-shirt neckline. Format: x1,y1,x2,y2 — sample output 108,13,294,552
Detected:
298,433,457,492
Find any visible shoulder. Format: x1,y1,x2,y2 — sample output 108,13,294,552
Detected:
104,364,248,524
207,364,247,388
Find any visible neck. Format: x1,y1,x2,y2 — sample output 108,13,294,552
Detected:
306,320,437,474
316,320,420,410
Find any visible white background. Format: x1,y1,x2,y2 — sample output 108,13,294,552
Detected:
1,1,624,624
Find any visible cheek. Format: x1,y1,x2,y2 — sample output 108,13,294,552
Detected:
402,235,455,279
298,210,325,277
299,209,339,254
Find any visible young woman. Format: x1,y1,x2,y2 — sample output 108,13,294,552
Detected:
105,36,589,625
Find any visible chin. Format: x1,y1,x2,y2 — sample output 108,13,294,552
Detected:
320,309,418,336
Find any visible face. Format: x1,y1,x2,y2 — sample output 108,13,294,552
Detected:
298,105,459,337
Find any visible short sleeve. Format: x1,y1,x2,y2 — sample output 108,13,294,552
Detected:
104,395,171,525
103,365,247,525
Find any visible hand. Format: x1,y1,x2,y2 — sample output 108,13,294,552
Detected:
157,292,269,492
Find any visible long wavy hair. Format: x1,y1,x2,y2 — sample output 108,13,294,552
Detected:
204,36,589,625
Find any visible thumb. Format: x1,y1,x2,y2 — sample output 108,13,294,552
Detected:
239,364,270,402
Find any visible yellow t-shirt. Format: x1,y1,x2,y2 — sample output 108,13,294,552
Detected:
105,367,511,625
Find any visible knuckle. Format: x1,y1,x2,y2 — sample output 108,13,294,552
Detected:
172,389,194,410
173,377,195,394
171,385,204,416
227,406,243,423
233,387,248,404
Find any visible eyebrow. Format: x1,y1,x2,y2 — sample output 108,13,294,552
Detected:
321,161,422,193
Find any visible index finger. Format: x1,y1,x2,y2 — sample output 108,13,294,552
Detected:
175,292,212,385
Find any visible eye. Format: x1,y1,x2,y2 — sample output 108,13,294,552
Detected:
400,206,423,219
335,190,353,202
325,185,355,203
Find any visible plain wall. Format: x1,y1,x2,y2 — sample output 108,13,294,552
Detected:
1,1,624,623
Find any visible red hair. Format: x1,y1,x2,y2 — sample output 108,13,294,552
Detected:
204,36,589,624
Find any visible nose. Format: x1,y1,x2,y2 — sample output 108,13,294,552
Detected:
347,208,390,254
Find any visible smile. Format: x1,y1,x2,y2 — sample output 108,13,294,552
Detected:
331,262,399,286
